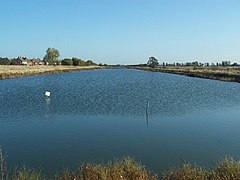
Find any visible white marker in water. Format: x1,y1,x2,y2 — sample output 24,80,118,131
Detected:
45,91,51,97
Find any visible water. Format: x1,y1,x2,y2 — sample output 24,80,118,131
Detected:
0,68,240,175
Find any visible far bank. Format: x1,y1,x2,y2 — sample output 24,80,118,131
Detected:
129,66,240,83
0,65,109,80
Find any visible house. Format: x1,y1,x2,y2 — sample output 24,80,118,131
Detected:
43,59,49,65
11,57,21,65
31,58,44,65
11,57,33,66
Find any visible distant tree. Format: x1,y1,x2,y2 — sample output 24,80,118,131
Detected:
0,58,10,65
222,61,231,66
147,57,159,68
192,61,198,66
86,60,96,66
43,47,60,65
232,63,238,66
72,57,81,66
61,58,73,66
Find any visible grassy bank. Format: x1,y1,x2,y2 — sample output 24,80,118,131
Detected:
130,66,240,83
0,65,108,80
1,155,240,179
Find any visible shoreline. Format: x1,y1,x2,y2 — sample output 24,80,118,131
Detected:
0,65,108,80
129,66,240,83
0,156,239,179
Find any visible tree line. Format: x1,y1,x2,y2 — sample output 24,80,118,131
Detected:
0,47,98,66
143,57,239,68
43,47,97,66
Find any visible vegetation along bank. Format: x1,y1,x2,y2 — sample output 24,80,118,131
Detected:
130,66,240,83
0,65,109,80
1,153,240,179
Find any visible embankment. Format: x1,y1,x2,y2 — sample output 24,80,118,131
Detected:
0,65,108,80
130,66,240,83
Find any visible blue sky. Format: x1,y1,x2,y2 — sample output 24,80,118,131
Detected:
1,0,240,64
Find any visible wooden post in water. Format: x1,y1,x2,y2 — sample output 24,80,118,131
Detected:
146,101,150,126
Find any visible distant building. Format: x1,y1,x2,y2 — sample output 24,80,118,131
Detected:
11,57,32,66
43,59,49,65
31,58,43,65
10,57,44,66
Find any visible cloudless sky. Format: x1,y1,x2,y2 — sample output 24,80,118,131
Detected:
1,0,240,64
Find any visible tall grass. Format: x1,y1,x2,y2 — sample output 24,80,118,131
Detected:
55,157,157,180
0,146,7,180
163,157,240,180
1,146,240,179
8,167,43,180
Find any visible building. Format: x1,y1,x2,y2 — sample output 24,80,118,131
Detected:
31,58,44,65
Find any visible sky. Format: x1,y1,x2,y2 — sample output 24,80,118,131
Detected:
1,0,240,64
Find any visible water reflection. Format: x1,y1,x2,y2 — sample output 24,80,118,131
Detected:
45,98,51,106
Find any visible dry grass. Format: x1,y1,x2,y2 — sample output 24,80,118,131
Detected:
132,66,240,82
2,145,240,180
8,166,43,180
0,146,7,180
163,163,209,180
163,157,240,180
210,157,240,180
0,65,104,80
55,157,157,180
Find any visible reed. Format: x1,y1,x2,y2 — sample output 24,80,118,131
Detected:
2,145,240,179
55,157,157,180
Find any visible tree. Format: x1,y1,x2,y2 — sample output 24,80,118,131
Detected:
192,61,199,66
43,47,60,65
72,57,80,66
86,60,95,66
0,58,10,65
61,58,73,66
147,57,159,68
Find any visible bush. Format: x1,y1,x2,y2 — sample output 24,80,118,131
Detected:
0,58,10,65
61,59,73,66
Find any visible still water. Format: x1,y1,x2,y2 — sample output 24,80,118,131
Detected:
0,68,240,174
